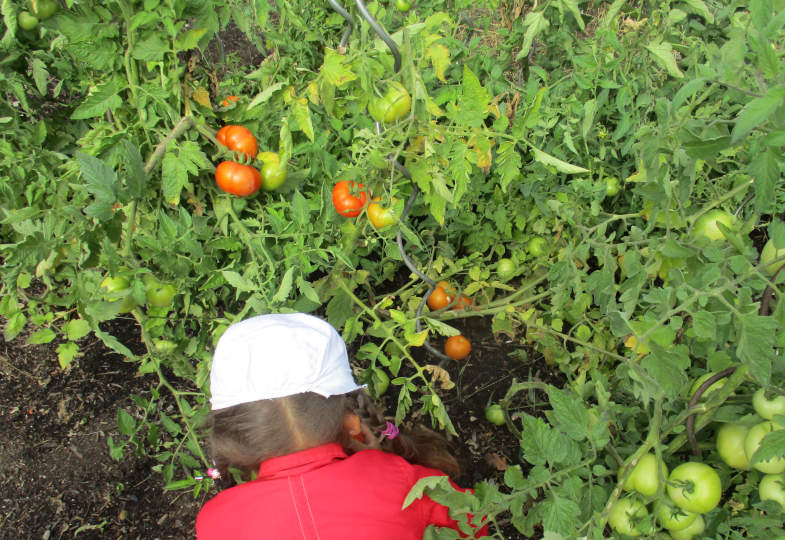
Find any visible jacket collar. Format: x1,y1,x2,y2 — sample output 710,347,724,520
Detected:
257,443,347,480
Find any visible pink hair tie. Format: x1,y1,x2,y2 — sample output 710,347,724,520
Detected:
380,421,399,440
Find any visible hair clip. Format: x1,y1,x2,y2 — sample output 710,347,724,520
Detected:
207,467,221,479
380,421,399,440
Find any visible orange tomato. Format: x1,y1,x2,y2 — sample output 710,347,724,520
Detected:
427,283,454,310
454,295,473,310
215,161,262,196
216,125,258,160
445,335,471,360
221,95,239,107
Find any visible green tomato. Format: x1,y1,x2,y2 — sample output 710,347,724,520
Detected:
623,453,668,497
603,176,620,197
259,152,287,191
100,276,135,313
144,277,176,308
693,209,735,242
18,11,39,30
369,82,411,123
760,239,785,276
669,514,705,540
752,388,785,420
759,473,785,509
484,404,505,426
716,423,751,470
31,0,58,20
666,462,722,514
394,0,413,11
653,500,697,531
745,420,785,474
497,258,516,281
608,497,648,537
527,236,546,257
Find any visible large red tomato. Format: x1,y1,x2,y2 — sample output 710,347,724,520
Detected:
216,125,258,160
332,180,368,217
215,161,262,196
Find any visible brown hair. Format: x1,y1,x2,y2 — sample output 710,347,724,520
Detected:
209,390,460,482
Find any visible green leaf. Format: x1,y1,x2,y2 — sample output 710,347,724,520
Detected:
26,328,56,345
31,58,49,96
736,312,777,384
691,311,716,340
750,429,785,466
221,270,255,294
531,147,589,174
661,238,696,259
678,0,714,23
496,141,522,192
132,34,168,61
320,48,357,88
161,150,188,206
164,478,196,491
560,0,585,29
160,411,182,435
117,408,136,436
64,319,91,341
457,65,489,128
272,267,295,303
71,80,123,120
246,81,285,111
541,492,582,537
76,152,118,220
174,27,207,51
750,148,779,214
56,342,80,370
546,386,589,441
291,98,314,142
731,87,785,144
123,140,147,199
94,329,135,358
516,11,549,61
645,41,684,79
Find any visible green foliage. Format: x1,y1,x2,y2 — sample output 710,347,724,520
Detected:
2,0,785,538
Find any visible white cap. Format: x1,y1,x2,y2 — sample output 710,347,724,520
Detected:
209,313,363,410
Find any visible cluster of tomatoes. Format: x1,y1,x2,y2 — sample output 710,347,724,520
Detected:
426,281,473,361
17,0,58,31
99,274,177,313
213,118,287,197
609,383,785,539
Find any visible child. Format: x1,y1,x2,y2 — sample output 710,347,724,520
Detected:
196,313,487,539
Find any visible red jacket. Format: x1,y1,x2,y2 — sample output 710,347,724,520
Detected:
196,443,486,539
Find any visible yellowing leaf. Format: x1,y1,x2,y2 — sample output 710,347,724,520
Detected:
405,329,429,347
426,44,451,83
425,97,445,117
192,86,211,108
307,81,320,105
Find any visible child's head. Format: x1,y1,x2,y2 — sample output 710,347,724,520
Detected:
208,314,365,476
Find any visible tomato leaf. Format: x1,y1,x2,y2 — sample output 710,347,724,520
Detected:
750,148,779,214
457,65,489,128
496,141,522,192
291,98,314,142
132,34,168,61
117,408,136,436
425,43,450,82
531,147,589,174
246,81,285,110
730,87,785,144
70,79,123,120
319,48,357,88
750,429,785,466
76,152,118,221
56,342,80,370
645,40,684,79
123,140,147,199
26,328,55,345
736,312,777,384
272,267,295,303
546,385,589,441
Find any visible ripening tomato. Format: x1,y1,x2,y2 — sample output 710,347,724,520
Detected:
603,176,620,197
667,462,723,514
221,95,239,107
453,295,473,311
367,198,398,229
216,125,258,160
445,335,471,360
215,161,261,196
427,285,452,311
369,82,411,123
332,180,368,217
258,152,287,191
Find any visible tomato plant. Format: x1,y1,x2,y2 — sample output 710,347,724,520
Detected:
745,421,785,474
484,404,505,426
752,388,785,420
608,497,647,537
444,335,471,360
258,152,287,191
369,82,411,123
215,161,262,197
693,209,736,242
689,372,727,399
367,198,398,229
100,276,135,313
332,180,368,217
667,462,722,514
716,423,751,470
216,125,258,160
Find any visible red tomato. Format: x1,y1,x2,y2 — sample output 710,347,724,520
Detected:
427,282,454,310
332,180,368,217
216,125,258,160
215,161,262,196
453,295,473,311
221,95,239,107
445,335,471,360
